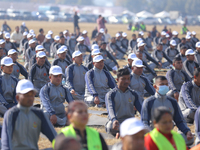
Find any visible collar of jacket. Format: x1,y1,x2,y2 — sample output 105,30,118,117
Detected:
17,103,31,113
131,72,140,79
1,72,12,79
94,66,103,73
155,92,167,102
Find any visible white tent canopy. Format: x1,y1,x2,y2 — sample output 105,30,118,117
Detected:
154,11,170,18
122,10,135,16
136,11,153,18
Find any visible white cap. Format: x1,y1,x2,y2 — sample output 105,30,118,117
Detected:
93,55,104,63
128,53,137,60
63,30,68,34
60,45,68,51
1,56,14,66
77,36,84,41
92,49,101,56
99,28,104,33
187,31,191,36
16,79,37,94
137,41,146,47
22,22,25,26
8,49,18,55
45,34,51,39
54,35,60,41
196,42,200,48
166,34,169,38
49,65,63,75
82,30,87,34
29,29,34,34
186,35,191,39
120,118,145,137
27,33,32,39
132,58,145,67
48,30,53,35
170,40,176,46
36,45,44,51
32,33,36,38
0,39,5,44
5,33,10,39
139,31,144,36
172,31,178,35
57,47,66,54
115,33,120,38
137,38,143,43
36,51,46,58
122,32,127,37
28,39,36,45
23,31,28,36
161,31,166,36
0,31,3,35
91,44,99,50
185,49,195,56
72,51,82,58
192,31,196,35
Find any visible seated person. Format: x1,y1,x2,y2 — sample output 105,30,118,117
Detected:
129,59,155,102
105,68,141,136
128,34,137,53
29,51,50,96
179,68,200,123
25,39,36,70
141,76,193,145
40,66,73,126
42,34,51,56
1,79,57,150
84,55,116,107
121,32,129,52
194,106,200,145
176,45,187,63
165,40,179,60
65,51,88,100
166,57,191,101
182,49,199,79
123,53,137,73
8,49,28,79
0,57,18,114
195,42,200,64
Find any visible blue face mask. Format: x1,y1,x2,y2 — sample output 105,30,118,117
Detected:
158,85,169,95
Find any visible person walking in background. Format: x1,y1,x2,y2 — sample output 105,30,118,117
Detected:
10,26,23,48
73,11,79,34
36,28,45,44
97,15,106,32
91,26,98,40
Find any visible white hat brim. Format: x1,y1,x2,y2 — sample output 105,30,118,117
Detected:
18,88,37,94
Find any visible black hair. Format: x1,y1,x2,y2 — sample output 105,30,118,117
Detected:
162,37,167,40
100,41,107,46
132,34,136,36
155,76,167,82
60,36,64,39
117,68,130,78
180,45,187,50
194,67,200,77
157,43,163,47
181,37,186,40
39,28,43,33
173,56,182,64
153,106,172,123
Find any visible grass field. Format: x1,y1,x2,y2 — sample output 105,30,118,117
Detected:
1,20,200,149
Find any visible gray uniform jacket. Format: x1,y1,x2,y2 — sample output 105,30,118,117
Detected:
165,47,179,60
25,47,36,64
194,106,200,145
75,43,91,54
141,92,190,134
105,87,141,123
67,38,77,55
121,38,128,50
1,24,11,32
40,82,73,117
52,58,71,75
1,104,57,150
42,41,51,54
128,39,137,51
152,49,172,64
176,53,187,63
50,41,58,58
11,61,28,79
182,60,199,78
195,50,200,64
5,41,17,51
145,37,153,48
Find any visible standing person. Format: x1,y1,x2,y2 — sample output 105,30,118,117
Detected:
104,28,111,43
181,24,189,35
1,21,11,33
151,26,157,38
91,27,98,40
97,15,103,32
19,22,29,33
73,11,80,34
140,22,146,32
145,107,188,150
10,26,23,48
1,79,57,150
36,28,45,44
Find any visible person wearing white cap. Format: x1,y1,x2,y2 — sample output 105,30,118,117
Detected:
42,34,52,56
182,49,199,79
138,31,146,43
19,31,28,53
1,79,57,150
121,32,129,51
60,45,73,63
63,30,70,44
194,42,200,64
108,37,126,59
29,51,50,96
4,32,17,51
0,56,18,110
10,26,23,48
112,118,146,150
165,40,179,61
65,51,88,100
84,55,116,107
40,66,73,126
130,59,155,102
153,32,160,49
8,49,28,79
82,30,91,49
158,31,166,43
105,68,142,137
185,34,194,50
47,30,54,43
181,24,189,35
67,33,77,55
145,32,153,51
191,31,199,48
1,21,11,33
0,39,8,56
52,47,71,75
50,35,60,58
54,36,69,55
23,33,33,55
123,53,137,73
171,31,181,45
128,34,137,52
19,22,29,34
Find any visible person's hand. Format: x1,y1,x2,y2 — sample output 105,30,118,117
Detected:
113,120,119,131
174,92,179,101
46,52,49,56
158,62,162,68
186,131,193,140
50,115,57,125
112,70,117,74
94,96,100,104
70,89,77,95
113,52,116,57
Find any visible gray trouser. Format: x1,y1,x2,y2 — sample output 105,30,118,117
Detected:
182,109,195,122
24,62,29,70
0,104,7,115
72,93,84,101
44,111,67,126
105,120,119,136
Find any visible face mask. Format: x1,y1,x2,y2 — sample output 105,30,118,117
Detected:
158,85,169,95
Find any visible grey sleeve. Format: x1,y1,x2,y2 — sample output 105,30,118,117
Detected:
141,99,151,129
105,91,117,121
183,61,193,78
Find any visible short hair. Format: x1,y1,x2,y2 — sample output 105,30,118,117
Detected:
181,37,186,40
68,101,87,114
162,37,167,40
117,68,130,78
60,35,64,39
132,34,136,37
157,43,163,47
155,76,167,82
180,45,187,50
194,67,200,77
173,56,182,64
39,28,43,33
153,106,172,123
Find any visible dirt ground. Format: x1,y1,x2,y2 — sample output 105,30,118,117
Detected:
1,20,199,149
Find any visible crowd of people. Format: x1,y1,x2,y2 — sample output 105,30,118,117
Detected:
0,19,200,150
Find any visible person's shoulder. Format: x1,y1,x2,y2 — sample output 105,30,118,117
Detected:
5,105,20,117
145,95,156,103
